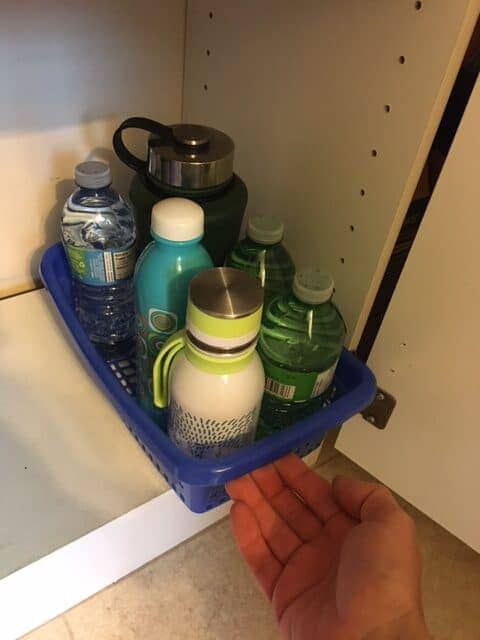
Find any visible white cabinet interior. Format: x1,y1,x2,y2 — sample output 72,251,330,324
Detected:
184,0,478,346
0,0,479,635
0,0,185,299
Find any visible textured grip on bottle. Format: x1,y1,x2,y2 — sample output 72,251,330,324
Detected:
152,331,186,408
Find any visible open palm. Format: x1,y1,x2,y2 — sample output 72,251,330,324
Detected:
227,454,429,640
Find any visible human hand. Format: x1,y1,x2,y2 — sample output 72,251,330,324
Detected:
226,454,430,640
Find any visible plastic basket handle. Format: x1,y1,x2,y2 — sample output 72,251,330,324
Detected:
153,331,186,408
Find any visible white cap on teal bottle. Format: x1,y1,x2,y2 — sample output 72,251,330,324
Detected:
293,268,334,304
247,215,284,245
151,197,204,241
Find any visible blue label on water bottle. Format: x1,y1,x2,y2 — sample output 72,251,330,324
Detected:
66,243,136,286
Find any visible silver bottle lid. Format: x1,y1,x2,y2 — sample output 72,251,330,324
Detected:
148,124,234,190
189,267,263,319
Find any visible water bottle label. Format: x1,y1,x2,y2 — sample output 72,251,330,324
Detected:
263,360,338,402
66,243,136,286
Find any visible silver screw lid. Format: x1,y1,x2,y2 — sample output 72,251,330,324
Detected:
147,124,234,190
172,124,211,147
189,267,263,319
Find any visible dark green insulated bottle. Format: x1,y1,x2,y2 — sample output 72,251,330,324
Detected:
113,118,248,266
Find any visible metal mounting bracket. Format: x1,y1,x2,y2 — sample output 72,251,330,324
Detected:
361,387,396,429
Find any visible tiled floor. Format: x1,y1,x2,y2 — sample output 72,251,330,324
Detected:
24,453,480,640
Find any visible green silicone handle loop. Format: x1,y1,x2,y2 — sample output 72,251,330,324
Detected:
152,331,186,408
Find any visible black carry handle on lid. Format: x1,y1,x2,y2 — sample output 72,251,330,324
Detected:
113,117,174,174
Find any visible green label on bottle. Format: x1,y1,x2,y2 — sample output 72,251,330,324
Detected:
263,359,338,402
136,308,178,401
66,242,136,286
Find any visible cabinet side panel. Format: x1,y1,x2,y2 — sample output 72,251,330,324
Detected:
183,0,477,344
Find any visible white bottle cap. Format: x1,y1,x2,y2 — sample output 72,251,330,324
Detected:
247,215,284,245
293,268,334,304
151,198,204,242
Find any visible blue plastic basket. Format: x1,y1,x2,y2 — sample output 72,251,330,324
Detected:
40,243,376,513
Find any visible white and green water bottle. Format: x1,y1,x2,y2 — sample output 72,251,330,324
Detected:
257,268,346,435
225,215,295,306
153,267,265,458
134,198,213,421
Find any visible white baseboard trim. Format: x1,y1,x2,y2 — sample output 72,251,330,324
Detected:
1,490,229,640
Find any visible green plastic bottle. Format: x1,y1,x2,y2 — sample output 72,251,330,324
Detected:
257,268,346,435
225,216,295,306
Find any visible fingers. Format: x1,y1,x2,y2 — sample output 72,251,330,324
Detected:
251,465,323,541
230,502,282,599
274,454,342,523
250,463,284,496
227,473,302,563
332,475,400,523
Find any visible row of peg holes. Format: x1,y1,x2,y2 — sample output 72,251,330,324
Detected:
204,46,211,90
203,11,214,89
347,2,422,257
205,6,421,264
347,118,383,252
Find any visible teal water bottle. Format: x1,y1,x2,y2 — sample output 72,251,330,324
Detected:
225,216,295,306
257,268,346,435
134,198,213,421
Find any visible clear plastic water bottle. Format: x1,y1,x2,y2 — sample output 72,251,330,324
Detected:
61,161,136,345
257,268,346,436
225,215,295,307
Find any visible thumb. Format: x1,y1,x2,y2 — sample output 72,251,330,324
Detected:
332,475,400,523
